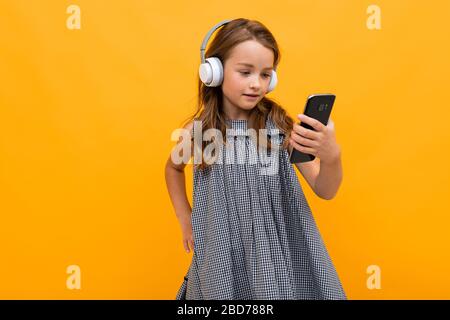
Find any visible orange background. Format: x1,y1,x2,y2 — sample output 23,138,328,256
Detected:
1,0,449,299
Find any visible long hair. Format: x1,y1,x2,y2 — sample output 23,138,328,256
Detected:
183,18,294,171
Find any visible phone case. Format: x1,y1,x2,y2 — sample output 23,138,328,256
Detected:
289,94,335,163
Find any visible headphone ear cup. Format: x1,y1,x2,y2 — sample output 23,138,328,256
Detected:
199,57,224,87
266,70,278,93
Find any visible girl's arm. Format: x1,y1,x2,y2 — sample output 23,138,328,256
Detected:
165,121,195,253
290,144,342,200
165,121,194,221
288,143,322,197
165,157,192,220
288,114,343,200
313,151,342,200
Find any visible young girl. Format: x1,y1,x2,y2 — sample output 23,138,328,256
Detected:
165,18,346,300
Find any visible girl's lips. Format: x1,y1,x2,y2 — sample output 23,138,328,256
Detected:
243,94,259,99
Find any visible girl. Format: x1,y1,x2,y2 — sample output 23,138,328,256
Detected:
165,18,346,300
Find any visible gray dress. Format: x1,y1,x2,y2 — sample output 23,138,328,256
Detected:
175,117,347,300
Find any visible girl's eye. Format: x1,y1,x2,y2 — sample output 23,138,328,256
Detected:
239,71,271,78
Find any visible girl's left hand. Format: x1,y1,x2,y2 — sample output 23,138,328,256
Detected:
289,114,341,164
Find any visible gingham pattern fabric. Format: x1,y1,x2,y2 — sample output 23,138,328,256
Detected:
175,117,347,300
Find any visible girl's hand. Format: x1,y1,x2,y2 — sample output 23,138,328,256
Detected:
178,214,195,253
289,114,341,164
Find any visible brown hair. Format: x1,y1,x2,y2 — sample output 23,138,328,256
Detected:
182,18,294,171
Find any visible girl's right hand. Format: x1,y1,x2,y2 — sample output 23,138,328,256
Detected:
178,214,195,253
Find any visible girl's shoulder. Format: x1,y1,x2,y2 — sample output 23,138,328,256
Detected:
181,118,197,141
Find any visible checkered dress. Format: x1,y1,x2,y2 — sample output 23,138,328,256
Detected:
175,117,347,300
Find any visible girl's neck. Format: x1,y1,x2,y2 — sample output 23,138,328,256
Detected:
222,96,251,121
225,117,248,121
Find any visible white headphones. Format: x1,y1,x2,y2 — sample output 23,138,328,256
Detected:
199,19,278,93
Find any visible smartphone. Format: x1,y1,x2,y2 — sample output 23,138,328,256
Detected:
289,94,336,163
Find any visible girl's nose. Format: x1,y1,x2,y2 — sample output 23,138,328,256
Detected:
250,78,261,90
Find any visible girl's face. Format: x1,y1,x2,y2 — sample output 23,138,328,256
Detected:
221,40,274,119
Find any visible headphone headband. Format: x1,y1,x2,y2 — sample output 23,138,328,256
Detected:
200,19,233,64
